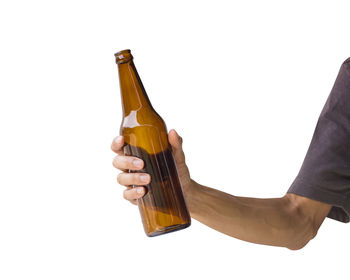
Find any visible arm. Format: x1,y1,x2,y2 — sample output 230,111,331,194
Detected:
112,130,331,250
186,181,331,250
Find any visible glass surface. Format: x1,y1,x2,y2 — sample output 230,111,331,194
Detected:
115,49,191,236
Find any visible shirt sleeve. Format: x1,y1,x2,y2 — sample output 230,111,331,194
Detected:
287,57,350,223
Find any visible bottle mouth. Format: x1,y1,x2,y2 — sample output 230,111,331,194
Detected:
115,49,133,64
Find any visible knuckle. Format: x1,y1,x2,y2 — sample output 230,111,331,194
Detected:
123,189,128,200
120,156,134,169
117,173,123,184
112,156,120,168
114,156,129,170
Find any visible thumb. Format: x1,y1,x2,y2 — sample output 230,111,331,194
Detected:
168,129,185,164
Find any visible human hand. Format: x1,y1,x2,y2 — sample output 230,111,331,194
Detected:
111,129,192,205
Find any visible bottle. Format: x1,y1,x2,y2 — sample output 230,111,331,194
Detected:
115,49,191,237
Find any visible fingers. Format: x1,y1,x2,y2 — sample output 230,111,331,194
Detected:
123,187,146,203
117,172,149,203
111,136,124,156
111,136,148,204
123,186,145,205
117,172,151,186
168,129,186,164
113,155,144,171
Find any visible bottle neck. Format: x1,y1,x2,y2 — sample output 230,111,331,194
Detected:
117,60,153,117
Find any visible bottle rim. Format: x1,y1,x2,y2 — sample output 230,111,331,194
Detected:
115,49,133,64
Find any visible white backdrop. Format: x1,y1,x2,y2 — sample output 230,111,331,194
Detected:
1,0,350,279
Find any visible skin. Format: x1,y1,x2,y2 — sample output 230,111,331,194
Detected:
112,129,332,250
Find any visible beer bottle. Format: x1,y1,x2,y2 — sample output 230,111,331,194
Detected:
115,49,191,236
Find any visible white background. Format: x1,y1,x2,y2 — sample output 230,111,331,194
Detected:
0,0,350,279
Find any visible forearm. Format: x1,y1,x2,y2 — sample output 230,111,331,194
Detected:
186,180,316,249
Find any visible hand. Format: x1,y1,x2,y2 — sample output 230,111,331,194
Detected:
111,129,192,205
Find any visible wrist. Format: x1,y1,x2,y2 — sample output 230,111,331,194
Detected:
185,179,202,216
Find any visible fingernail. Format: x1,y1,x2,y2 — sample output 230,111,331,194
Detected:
140,174,149,183
136,187,144,194
133,159,143,168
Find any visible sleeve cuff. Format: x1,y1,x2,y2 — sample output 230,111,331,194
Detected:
288,176,350,223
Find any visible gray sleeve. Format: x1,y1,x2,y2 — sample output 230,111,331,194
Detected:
288,58,350,223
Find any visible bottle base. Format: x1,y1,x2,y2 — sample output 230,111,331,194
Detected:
146,222,191,237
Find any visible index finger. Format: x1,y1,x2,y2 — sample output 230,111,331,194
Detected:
111,136,124,156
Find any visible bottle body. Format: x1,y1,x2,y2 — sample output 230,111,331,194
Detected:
116,50,191,236
121,120,191,236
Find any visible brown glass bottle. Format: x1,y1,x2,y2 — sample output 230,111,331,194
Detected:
115,49,191,237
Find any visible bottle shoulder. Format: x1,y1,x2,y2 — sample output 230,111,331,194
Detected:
120,109,166,129
120,109,168,154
